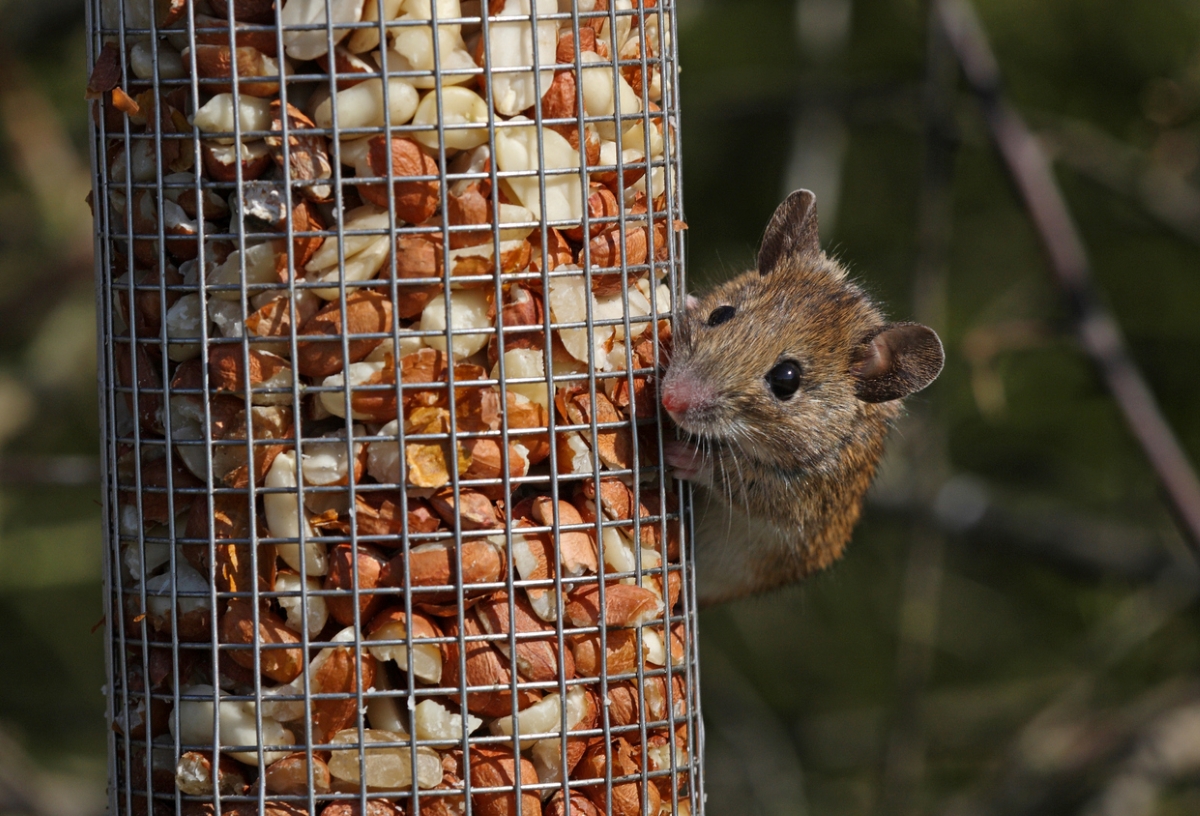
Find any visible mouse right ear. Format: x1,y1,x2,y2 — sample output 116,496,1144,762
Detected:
851,323,945,403
758,189,820,276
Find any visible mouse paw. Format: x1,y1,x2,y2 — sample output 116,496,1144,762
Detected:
663,439,711,483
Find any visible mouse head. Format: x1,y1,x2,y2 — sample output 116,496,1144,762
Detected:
662,190,944,466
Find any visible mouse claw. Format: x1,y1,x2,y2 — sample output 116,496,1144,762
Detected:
663,439,710,483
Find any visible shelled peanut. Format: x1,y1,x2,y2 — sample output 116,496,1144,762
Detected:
96,0,693,813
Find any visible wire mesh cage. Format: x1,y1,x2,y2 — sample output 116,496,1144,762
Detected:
86,0,699,814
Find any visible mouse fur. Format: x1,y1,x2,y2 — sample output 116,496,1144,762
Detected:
661,190,944,605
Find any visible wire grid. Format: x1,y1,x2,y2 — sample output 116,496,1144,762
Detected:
87,0,701,815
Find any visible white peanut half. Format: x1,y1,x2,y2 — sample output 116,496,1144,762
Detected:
558,430,594,475
122,526,171,581
642,627,666,667
303,205,392,300
365,418,401,484
347,0,403,53
511,530,556,621
165,293,203,361
594,72,642,142
549,274,617,367
264,450,327,576
495,117,583,223
207,240,285,301
491,685,587,749
622,115,665,157
203,138,271,169
602,524,637,574
301,426,365,486
528,688,592,784
598,0,636,57
411,86,490,150
414,699,483,742
312,78,419,131
492,348,549,410
166,399,207,480
498,203,538,240
279,0,363,61
337,135,374,168
486,0,560,115
170,684,294,766
111,140,157,183
130,39,184,80
319,360,385,419
366,616,444,684
386,0,478,89
143,559,210,632
208,299,245,339
420,288,491,359
327,728,443,789
579,51,615,118
191,94,273,143
366,662,407,733
274,571,328,636
363,334,425,363
247,363,296,407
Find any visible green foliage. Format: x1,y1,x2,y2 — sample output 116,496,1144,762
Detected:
684,0,1200,812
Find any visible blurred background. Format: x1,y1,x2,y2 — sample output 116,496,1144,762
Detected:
1,0,1199,814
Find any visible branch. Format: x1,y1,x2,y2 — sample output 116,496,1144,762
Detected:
0,455,99,486
1039,116,1200,247
936,0,1200,556
869,474,1180,583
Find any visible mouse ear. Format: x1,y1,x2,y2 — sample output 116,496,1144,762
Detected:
758,189,820,276
851,323,944,403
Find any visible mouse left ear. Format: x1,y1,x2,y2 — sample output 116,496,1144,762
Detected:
758,189,820,276
851,323,945,403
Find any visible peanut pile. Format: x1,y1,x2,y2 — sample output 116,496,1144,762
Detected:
93,0,694,814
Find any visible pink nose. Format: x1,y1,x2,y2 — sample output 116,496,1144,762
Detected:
661,375,712,417
661,388,689,414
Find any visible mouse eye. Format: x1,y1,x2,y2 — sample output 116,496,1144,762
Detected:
706,305,736,326
766,360,803,400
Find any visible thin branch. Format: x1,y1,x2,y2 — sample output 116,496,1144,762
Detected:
936,0,1200,556
0,726,103,816
877,4,959,813
869,474,1182,583
1038,116,1200,246
0,455,100,486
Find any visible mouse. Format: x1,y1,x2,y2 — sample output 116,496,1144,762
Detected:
660,189,945,606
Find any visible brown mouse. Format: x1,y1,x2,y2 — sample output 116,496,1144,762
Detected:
660,190,944,605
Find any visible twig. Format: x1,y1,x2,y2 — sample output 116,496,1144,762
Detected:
933,565,1200,816
700,640,811,816
1038,116,1200,246
0,455,100,486
877,6,959,812
1080,693,1200,816
869,475,1180,583
0,725,103,816
935,0,1200,556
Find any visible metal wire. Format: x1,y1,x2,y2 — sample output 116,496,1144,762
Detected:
87,1,700,814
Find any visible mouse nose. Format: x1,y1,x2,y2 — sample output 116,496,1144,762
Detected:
661,388,689,414
661,375,713,421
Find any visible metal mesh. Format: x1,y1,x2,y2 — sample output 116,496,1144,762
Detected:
86,0,700,814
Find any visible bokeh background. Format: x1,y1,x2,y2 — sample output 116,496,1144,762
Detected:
2,0,1200,814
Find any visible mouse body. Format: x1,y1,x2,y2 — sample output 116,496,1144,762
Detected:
660,190,944,605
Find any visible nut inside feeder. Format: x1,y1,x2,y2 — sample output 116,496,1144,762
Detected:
88,0,700,814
